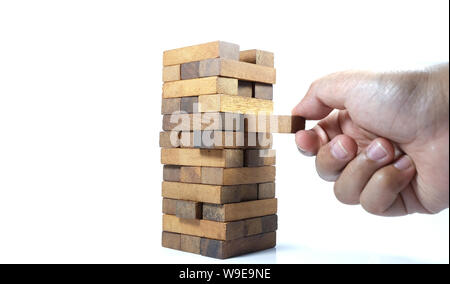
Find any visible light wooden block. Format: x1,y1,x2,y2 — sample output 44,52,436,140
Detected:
253,83,273,100
163,41,239,66
176,200,202,219
163,165,181,182
162,113,244,132
244,149,276,167
162,198,177,215
202,198,277,222
161,98,181,114
238,81,253,97
159,131,180,148
198,94,273,114
200,231,276,259
201,166,275,185
161,148,243,167
198,58,276,84
239,49,274,67
162,65,181,82
180,166,202,183
162,182,257,204
179,131,272,149
163,77,238,99
258,182,275,199
244,114,305,133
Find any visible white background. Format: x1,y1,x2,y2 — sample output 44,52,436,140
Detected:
0,0,448,264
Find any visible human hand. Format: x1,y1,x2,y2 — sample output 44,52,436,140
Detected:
292,64,449,216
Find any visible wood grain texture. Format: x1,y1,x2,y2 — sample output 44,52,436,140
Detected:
238,81,253,97
180,97,198,113
201,166,275,185
179,131,272,149
163,165,181,182
162,182,257,204
244,114,305,133
176,200,202,219
258,182,275,199
180,61,199,80
198,94,273,114
162,113,244,132
163,41,240,66
162,231,181,250
180,234,201,254
244,149,276,167
180,166,202,183
159,131,180,148
162,65,181,82
162,198,177,215
202,198,277,222
163,77,238,98
253,83,273,100
161,98,181,114
239,49,274,67
200,231,276,259
198,58,276,84
161,148,243,167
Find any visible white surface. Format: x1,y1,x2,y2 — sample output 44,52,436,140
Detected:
0,0,448,264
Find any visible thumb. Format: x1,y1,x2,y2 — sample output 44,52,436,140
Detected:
292,71,377,120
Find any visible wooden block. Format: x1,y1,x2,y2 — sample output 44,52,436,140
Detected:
163,41,240,66
161,98,181,114
162,231,181,250
176,200,202,219
239,49,274,67
201,166,275,185
180,234,201,254
180,97,198,113
180,61,199,80
245,149,276,167
163,165,181,182
163,77,238,99
162,198,177,215
161,148,243,167
198,94,273,114
159,131,180,148
162,214,244,241
162,182,257,204
238,81,253,97
244,114,305,133
162,65,181,82
258,182,276,199
200,231,276,259
180,166,202,183
179,131,272,149
253,83,273,100
202,198,277,222
163,113,244,132
245,214,278,236
198,58,276,84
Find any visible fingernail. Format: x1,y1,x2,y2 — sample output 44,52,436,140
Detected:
331,140,348,160
297,145,314,157
366,141,388,161
394,155,412,170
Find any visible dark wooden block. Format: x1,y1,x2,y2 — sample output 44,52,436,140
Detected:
162,231,181,250
181,61,200,80
163,165,181,182
162,198,177,215
238,81,253,97
180,97,198,113
176,200,202,219
258,182,275,199
253,83,273,100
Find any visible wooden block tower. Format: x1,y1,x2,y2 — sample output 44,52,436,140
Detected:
160,41,304,259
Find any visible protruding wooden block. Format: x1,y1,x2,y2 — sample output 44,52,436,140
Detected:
200,231,276,259
162,231,181,250
180,234,201,254
159,131,180,148
198,94,273,114
161,98,181,114
245,149,276,167
180,61,200,80
162,182,257,204
258,182,276,199
162,113,244,132
253,83,273,100
180,97,198,113
162,198,177,215
238,81,253,97
162,65,181,82
163,165,181,182
163,77,238,98
180,166,202,183
161,148,243,168
163,41,240,66
201,166,275,185
239,49,274,67
202,198,277,222
198,58,276,84
179,131,272,149
176,200,202,219
244,114,305,133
